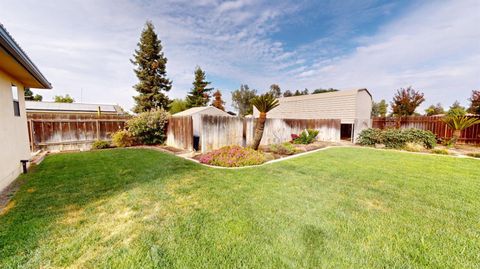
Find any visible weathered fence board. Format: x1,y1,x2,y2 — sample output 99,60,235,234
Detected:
200,115,244,153
27,113,129,151
245,118,341,146
166,116,193,151
372,116,480,144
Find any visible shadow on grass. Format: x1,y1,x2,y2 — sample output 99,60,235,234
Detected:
0,148,202,265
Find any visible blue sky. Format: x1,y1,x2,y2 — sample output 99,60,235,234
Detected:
0,0,479,113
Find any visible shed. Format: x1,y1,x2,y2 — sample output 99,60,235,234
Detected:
253,88,372,142
173,106,231,137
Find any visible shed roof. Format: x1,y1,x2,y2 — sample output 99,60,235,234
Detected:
25,101,124,114
173,106,231,117
0,23,51,89
254,88,372,123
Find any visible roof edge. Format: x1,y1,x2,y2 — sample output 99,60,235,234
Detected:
0,24,52,89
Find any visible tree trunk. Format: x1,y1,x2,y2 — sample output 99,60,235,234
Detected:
451,129,462,146
252,112,266,150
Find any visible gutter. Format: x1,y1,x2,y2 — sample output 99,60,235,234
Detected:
0,23,52,89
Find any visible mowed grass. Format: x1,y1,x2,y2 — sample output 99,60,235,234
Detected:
0,148,479,268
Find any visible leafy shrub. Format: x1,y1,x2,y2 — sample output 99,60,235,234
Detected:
431,149,449,155
357,128,436,149
292,129,319,144
269,142,298,155
127,108,169,145
357,128,383,146
112,130,135,147
199,146,266,167
403,142,424,152
91,140,111,150
467,153,480,158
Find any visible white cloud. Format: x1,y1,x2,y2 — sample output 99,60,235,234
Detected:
0,0,478,113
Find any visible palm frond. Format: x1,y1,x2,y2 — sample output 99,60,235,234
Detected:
252,93,279,113
443,112,480,131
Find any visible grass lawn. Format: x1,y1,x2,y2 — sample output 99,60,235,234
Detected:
0,148,479,268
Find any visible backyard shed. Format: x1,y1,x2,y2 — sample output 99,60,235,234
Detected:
0,23,51,191
253,88,372,142
173,106,231,136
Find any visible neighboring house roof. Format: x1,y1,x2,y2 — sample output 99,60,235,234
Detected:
0,23,51,89
25,101,125,114
173,106,231,117
254,88,373,123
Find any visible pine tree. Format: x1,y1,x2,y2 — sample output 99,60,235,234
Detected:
186,66,213,108
211,90,225,111
131,21,172,113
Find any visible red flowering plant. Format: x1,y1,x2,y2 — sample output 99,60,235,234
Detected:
199,145,266,167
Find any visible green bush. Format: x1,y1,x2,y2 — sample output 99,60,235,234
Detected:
91,140,111,150
357,128,436,149
357,128,383,146
269,142,297,155
293,129,319,144
127,108,169,145
467,153,480,158
112,130,135,147
199,146,266,167
431,149,449,155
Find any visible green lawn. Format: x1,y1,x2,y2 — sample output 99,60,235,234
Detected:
0,148,479,268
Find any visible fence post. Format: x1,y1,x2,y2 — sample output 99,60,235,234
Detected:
96,120,100,140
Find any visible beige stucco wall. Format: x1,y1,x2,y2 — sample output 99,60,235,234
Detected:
0,70,30,191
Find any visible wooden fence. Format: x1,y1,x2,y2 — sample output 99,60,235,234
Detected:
27,113,129,151
245,118,341,146
200,115,244,153
372,116,480,144
166,116,193,151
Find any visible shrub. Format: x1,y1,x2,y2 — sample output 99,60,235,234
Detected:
269,142,297,155
357,128,383,146
199,146,266,167
403,142,424,152
292,129,319,144
357,128,436,149
112,130,135,147
127,108,169,145
467,153,480,158
431,149,449,155
91,140,111,150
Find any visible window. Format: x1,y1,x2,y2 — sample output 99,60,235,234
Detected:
11,85,20,116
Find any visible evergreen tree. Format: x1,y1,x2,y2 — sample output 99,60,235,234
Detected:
268,84,282,98
231,84,257,116
211,90,225,111
294,90,302,96
131,21,172,113
186,66,213,108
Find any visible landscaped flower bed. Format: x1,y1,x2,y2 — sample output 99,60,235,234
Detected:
198,145,266,167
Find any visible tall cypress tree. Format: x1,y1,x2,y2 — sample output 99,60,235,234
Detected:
131,21,172,113
186,66,213,108
211,90,225,111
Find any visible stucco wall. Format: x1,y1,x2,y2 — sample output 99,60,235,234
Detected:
0,70,30,191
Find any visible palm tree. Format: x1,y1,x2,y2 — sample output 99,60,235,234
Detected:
442,111,480,146
251,93,279,150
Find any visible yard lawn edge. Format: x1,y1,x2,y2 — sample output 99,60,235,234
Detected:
139,145,480,170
